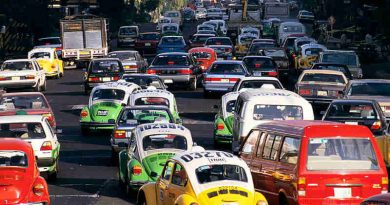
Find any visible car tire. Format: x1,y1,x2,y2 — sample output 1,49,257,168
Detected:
203,90,211,98
48,158,59,181
111,148,118,165
84,87,90,95
81,126,90,136
137,191,146,205
41,80,47,91
189,78,197,91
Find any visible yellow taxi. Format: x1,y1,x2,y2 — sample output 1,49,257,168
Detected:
137,150,268,205
28,48,64,78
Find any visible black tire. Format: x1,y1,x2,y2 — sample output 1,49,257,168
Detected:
48,158,59,181
279,195,288,205
137,191,146,205
189,78,197,91
81,127,90,136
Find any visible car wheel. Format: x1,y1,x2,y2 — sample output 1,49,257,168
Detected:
111,148,118,165
189,78,197,91
81,126,90,136
137,192,146,205
48,158,59,181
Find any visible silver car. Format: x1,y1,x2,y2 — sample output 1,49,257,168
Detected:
108,50,148,73
203,60,249,98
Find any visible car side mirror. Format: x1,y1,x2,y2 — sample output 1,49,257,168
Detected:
108,119,116,124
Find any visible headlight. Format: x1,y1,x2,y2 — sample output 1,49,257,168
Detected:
256,200,268,205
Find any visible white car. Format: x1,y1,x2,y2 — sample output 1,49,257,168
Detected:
206,7,223,20
297,10,315,22
208,19,227,35
195,8,207,20
156,17,172,31
0,59,46,91
164,11,182,26
277,22,306,45
231,76,284,92
0,115,60,180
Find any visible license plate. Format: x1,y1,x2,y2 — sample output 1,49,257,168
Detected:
164,79,173,84
102,77,111,82
317,91,328,96
334,188,352,198
221,79,229,83
253,71,262,76
12,77,20,80
79,51,89,55
345,121,358,125
145,43,151,46
97,110,108,116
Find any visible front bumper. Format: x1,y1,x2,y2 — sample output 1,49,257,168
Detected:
80,121,115,129
159,75,193,84
45,70,60,77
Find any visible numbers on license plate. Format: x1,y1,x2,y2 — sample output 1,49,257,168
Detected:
317,91,327,96
97,110,108,116
334,188,352,198
12,77,20,81
102,77,111,82
221,79,229,83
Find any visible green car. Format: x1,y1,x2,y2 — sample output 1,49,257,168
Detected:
80,82,141,135
213,91,240,146
262,18,280,39
118,123,196,192
129,89,181,123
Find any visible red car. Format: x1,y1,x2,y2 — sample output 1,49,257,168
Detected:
0,138,50,204
188,47,217,72
134,32,161,55
0,92,56,128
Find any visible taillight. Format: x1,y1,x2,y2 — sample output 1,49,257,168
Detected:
33,183,45,196
40,141,52,151
80,110,88,118
179,69,192,74
298,177,306,197
43,113,54,126
382,176,388,193
88,77,100,82
114,130,126,139
55,47,62,51
147,69,156,74
229,78,239,83
0,77,7,81
25,75,35,79
371,121,382,130
217,123,224,130
132,165,142,175
113,76,120,81
299,89,312,96
268,71,278,77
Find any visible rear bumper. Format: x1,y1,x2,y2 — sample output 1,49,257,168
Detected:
203,83,234,92
159,75,194,84
298,197,364,205
110,138,129,152
304,97,335,105
80,122,115,129
0,80,38,88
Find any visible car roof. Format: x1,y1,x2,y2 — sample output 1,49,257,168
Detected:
239,88,307,103
136,123,191,138
132,89,174,97
188,47,215,53
193,34,215,37
123,105,170,110
300,43,327,50
4,59,33,63
91,58,120,62
243,56,273,60
29,47,56,52
0,115,44,123
280,21,304,26
330,99,377,104
122,73,160,78
322,50,356,54
207,45,233,48
240,76,280,81
2,92,45,97
109,50,139,54
92,81,140,91
312,63,348,67
157,52,189,56
161,36,184,39
301,69,345,75
0,138,33,152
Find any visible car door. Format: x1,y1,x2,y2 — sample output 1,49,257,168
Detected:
158,161,174,205
34,61,44,83
165,162,188,205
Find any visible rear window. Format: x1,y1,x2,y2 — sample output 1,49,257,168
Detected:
166,12,179,17
198,26,214,31
243,58,276,71
152,55,189,66
326,103,377,119
208,63,244,75
191,52,211,59
348,83,390,96
163,25,178,32
108,52,136,61
307,138,379,171
196,164,248,184
139,33,160,41
263,49,287,58
301,73,345,84
119,27,137,35
239,36,256,45
322,53,357,67
0,123,46,139
192,35,212,44
210,46,232,55
305,48,324,56
118,109,172,125
205,38,232,46
143,134,187,150
92,89,125,101
1,62,34,71
253,105,303,120
37,38,61,45
0,95,48,109
239,80,282,90
160,37,184,45
29,52,51,60
91,60,122,73
0,151,28,167
135,97,169,107
249,43,276,54
283,25,303,33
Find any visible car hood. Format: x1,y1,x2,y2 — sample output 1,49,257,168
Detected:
0,168,33,204
90,101,122,121
141,152,176,181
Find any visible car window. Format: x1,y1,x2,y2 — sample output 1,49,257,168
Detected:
1,61,34,71
91,60,122,73
92,89,125,101
262,134,282,160
210,46,232,56
0,123,46,139
263,49,287,58
162,161,174,181
196,164,247,184
0,151,28,167
108,52,136,61
143,134,187,151
208,63,244,75
0,95,48,109
122,76,163,89
239,80,282,90
312,65,350,77
160,37,184,45
205,38,232,46
253,104,303,120
191,52,211,60
29,52,51,60
348,83,390,96
279,137,300,164
301,73,345,84
192,35,212,44
283,25,303,33
135,97,169,107
307,138,379,171
163,25,178,32
321,53,357,67
243,58,276,71
152,55,189,66
256,132,268,157
305,48,324,56
242,130,260,155
326,103,377,119
171,163,187,186
118,109,172,125
226,100,236,114
139,33,160,40
119,27,137,35
166,12,179,17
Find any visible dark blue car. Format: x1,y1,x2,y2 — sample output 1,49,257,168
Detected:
157,36,187,54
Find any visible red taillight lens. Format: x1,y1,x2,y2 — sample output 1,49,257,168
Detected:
179,69,192,74
33,183,45,196
217,123,224,130
132,165,142,175
298,177,306,197
113,76,120,81
80,110,88,118
371,121,382,130
268,71,278,77
55,47,62,51
88,77,99,82
40,141,52,151
147,69,156,74
229,78,239,83
25,75,35,79
114,130,126,139
0,77,7,81
299,89,312,96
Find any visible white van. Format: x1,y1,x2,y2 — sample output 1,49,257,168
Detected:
232,88,314,146
277,22,306,45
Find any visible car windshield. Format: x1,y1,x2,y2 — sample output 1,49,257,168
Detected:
119,27,137,35
191,52,211,59
37,38,61,45
322,53,357,67
1,62,34,71
152,55,189,66
305,48,324,56
91,60,122,73
243,30,259,36
143,134,187,151
192,35,212,43
166,12,179,17
302,11,313,16
239,36,256,45
210,46,232,56
226,100,236,114
29,52,51,60
0,95,48,109
0,151,28,167
243,58,276,71
163,25,178,32
135,97,169,107
301,73,345,84
205,38,231,46
122,76,163,89
92,89,125,101
196,164,248,184
108,52,136,61
139,33,160,40
0,123,46,139
283,25,303,33
264,49,287,58
312,65,350,78
208,63,244,75
348,83,390,96
238,80,282,90
118,109,172,125
253,105,303,120
249,43,276,54
326,103,377,119
198,26,214,31
160,37,184,45
307,138,379,171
